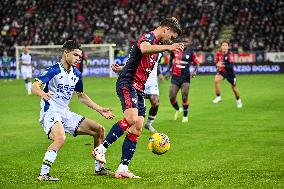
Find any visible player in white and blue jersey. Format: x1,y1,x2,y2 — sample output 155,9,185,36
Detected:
32,40,115,181
144,53,163,133
20,46,33,95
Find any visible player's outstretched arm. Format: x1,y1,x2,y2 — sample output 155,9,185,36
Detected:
140,41,184,54
31,81,53,101
77,92,115,120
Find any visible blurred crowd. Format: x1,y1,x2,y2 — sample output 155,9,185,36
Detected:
0,0,283,56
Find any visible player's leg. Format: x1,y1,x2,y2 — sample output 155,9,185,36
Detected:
3,68,8,82
144,94,159,133
227,75,242,108
21,66,32,95
181,82,190,122
169,76,182,120
94,85,138,166
115,92,145,179
38,121,65,181
75,117,113,175
114,115,143,179
213,74,223,103
26,67,33,95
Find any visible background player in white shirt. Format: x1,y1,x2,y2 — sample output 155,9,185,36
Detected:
144,53,163,133
20,46,34,95
31,40,115,181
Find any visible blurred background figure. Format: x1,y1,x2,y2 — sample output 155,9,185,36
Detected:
1,51,12,82
20,46,33,95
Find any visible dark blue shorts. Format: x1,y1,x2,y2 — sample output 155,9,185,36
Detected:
171,75,190,87
116,83,146,117
219,72,236,86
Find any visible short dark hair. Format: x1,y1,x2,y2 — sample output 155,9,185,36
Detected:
160,17,182,36
62,40,82,51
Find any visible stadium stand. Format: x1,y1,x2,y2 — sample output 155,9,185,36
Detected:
0,0,283,56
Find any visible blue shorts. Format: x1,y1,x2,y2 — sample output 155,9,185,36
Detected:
171,75,190,87
116,83,146,117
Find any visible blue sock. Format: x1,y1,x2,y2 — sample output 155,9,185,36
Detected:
121,132,138,165
103,118,130,148
183,101,189,117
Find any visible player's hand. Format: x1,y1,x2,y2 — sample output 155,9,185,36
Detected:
168,43,184,52
97,107,115,119
191,72,197,78
165,71,171,80
216,61,225,68
111,64,123,73
158,74,163,81
40,91,53,101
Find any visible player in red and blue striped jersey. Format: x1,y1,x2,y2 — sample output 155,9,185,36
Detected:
93,17,184,178
166,39,200,123
213,41,242,108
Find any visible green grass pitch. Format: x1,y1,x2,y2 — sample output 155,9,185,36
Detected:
0,74,283,188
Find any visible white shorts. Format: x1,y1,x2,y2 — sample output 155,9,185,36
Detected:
21,65,32,79
40,110,85,138
144,78,159,96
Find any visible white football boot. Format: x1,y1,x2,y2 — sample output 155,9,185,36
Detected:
114,164,141,179
213,96,222,104
236,99,243,108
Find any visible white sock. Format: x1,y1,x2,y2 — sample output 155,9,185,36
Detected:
40,150,57,176
25,83,29,91
117,163,128,172
95,160,104,172
28,82,32,94
97,144,107,153
146,116,155,126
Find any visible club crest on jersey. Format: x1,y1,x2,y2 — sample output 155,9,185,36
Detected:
145,34,151,39
186,55,190,59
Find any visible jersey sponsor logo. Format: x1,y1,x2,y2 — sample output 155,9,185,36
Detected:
176,65,185,68
57,84,75,96
149,55,156,65
146,68,152,74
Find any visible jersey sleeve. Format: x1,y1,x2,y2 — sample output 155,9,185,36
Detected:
137,33,155,48
192,53,200,65
74,76,83,92
228,52,234,63
36,67,59,84
214,52,220,64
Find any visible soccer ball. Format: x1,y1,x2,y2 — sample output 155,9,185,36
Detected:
148,133,170,155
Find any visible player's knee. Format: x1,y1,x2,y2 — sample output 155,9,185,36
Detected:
182,97,188,103
24,79,30,83
125,116,138,126
170,97,176,104
153,100,160,109
98,126,105,136
132,126,142,136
